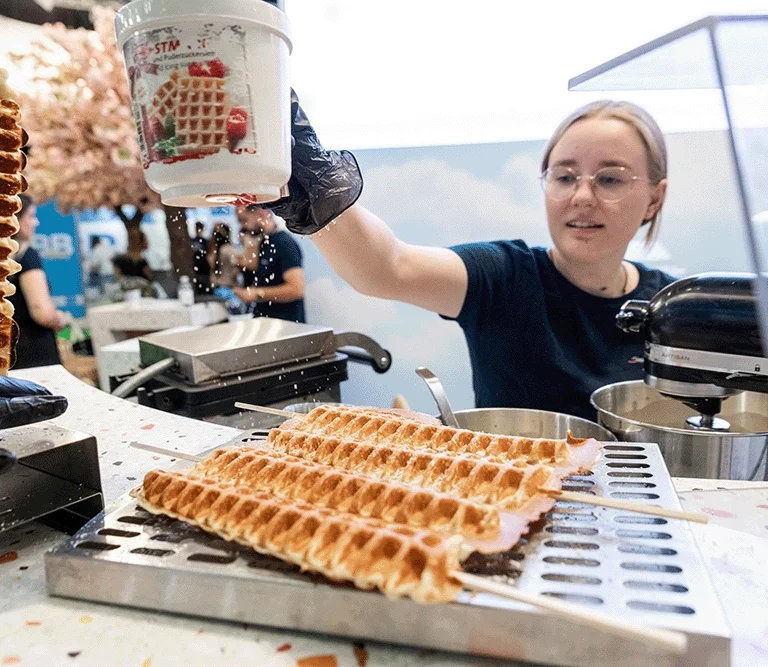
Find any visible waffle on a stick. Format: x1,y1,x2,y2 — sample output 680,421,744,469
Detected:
192,446,502,544
0,71,26,375
140,469,463,603
266,428,561,510
281,405,601,474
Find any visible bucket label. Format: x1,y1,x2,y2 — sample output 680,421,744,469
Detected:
123,23,257,167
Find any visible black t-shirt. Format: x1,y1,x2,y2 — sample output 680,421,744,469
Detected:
192,237,210,277
8,246,61,369
447,240,675,419
251,231,305,323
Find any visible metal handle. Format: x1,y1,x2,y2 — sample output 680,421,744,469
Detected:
415,367,459,428
333,331,392,374
616,299,651,333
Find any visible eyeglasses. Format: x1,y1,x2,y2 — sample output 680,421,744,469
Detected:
540,165,646,203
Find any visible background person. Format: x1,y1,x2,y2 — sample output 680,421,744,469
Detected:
190,221,211,294
87,235,114,292
125,226,153,281
207,222,239,289
110,254,165,299
234,204,305,323
8,194,68,369
266,95,674,418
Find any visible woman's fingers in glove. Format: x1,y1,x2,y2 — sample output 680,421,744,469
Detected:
0,376,53,399
0,395,69,430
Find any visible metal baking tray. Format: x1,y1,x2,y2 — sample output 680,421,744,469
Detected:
45,435,731,667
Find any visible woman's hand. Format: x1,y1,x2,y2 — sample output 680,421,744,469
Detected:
266,90,363,235
54,310,71,332
0,375,68,429
233,286,255,302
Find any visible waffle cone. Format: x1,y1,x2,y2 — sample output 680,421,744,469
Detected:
0,79,25,375
140,469,463,603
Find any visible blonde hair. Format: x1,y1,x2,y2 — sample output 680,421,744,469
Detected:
541,100,667,246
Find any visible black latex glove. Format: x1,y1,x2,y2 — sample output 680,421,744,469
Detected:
0,448,15,474
0,376,68,430
268,90,364,235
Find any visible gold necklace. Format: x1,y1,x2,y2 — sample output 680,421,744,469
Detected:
549,249,630,296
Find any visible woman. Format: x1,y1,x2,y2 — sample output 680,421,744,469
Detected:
237,227,262,290
9,195,68,369
207,222,239,289
125,226,153,282
267,95,674,419
110,254,162,300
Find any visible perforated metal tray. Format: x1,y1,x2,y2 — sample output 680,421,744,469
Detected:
45,435,731,667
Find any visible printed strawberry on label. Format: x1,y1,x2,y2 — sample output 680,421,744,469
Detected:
207,58,227,78
227,106,248,151
188,62,206,77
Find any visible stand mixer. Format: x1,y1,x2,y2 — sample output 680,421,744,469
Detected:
616,272,768,432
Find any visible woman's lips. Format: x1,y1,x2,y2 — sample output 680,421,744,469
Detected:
566,220,604,229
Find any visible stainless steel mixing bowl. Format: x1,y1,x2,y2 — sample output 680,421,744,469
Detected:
591,380,768,480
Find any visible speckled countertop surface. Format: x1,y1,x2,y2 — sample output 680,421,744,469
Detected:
1,366,767,667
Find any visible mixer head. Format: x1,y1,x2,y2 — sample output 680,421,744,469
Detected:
617,273,768,430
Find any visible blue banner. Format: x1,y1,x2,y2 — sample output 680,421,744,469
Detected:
31,202,86,318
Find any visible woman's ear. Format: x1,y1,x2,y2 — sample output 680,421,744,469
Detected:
645,179,667,221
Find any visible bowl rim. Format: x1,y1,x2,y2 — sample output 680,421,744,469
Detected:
452,406,617,440
590,379,768,437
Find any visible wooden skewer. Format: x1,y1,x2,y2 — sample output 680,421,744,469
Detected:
540,489,709,524
235,402,294,418
456,572,687,654
129,441,203,463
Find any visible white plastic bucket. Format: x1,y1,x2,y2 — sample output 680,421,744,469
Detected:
115,0,292,208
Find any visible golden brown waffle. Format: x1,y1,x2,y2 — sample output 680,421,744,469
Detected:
174,76,229,155
267,429,560,510
0,77,25,376
149,70,179,123
192,446,500,541
140,468,463,603
283,405,601,473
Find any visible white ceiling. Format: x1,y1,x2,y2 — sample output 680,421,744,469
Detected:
286,0,768,148
5,1,768,150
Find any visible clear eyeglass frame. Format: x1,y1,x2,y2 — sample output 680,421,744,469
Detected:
539,165,647,203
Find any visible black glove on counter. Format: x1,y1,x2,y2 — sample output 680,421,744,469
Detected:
0,376,68,430
269,90,363,235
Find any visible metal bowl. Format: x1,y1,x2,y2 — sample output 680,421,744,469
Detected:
452,408,616,441
591,380,768,480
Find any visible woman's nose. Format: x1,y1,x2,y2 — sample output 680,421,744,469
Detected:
570,178,597,205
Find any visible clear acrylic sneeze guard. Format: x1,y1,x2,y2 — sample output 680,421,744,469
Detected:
570,14,768,354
